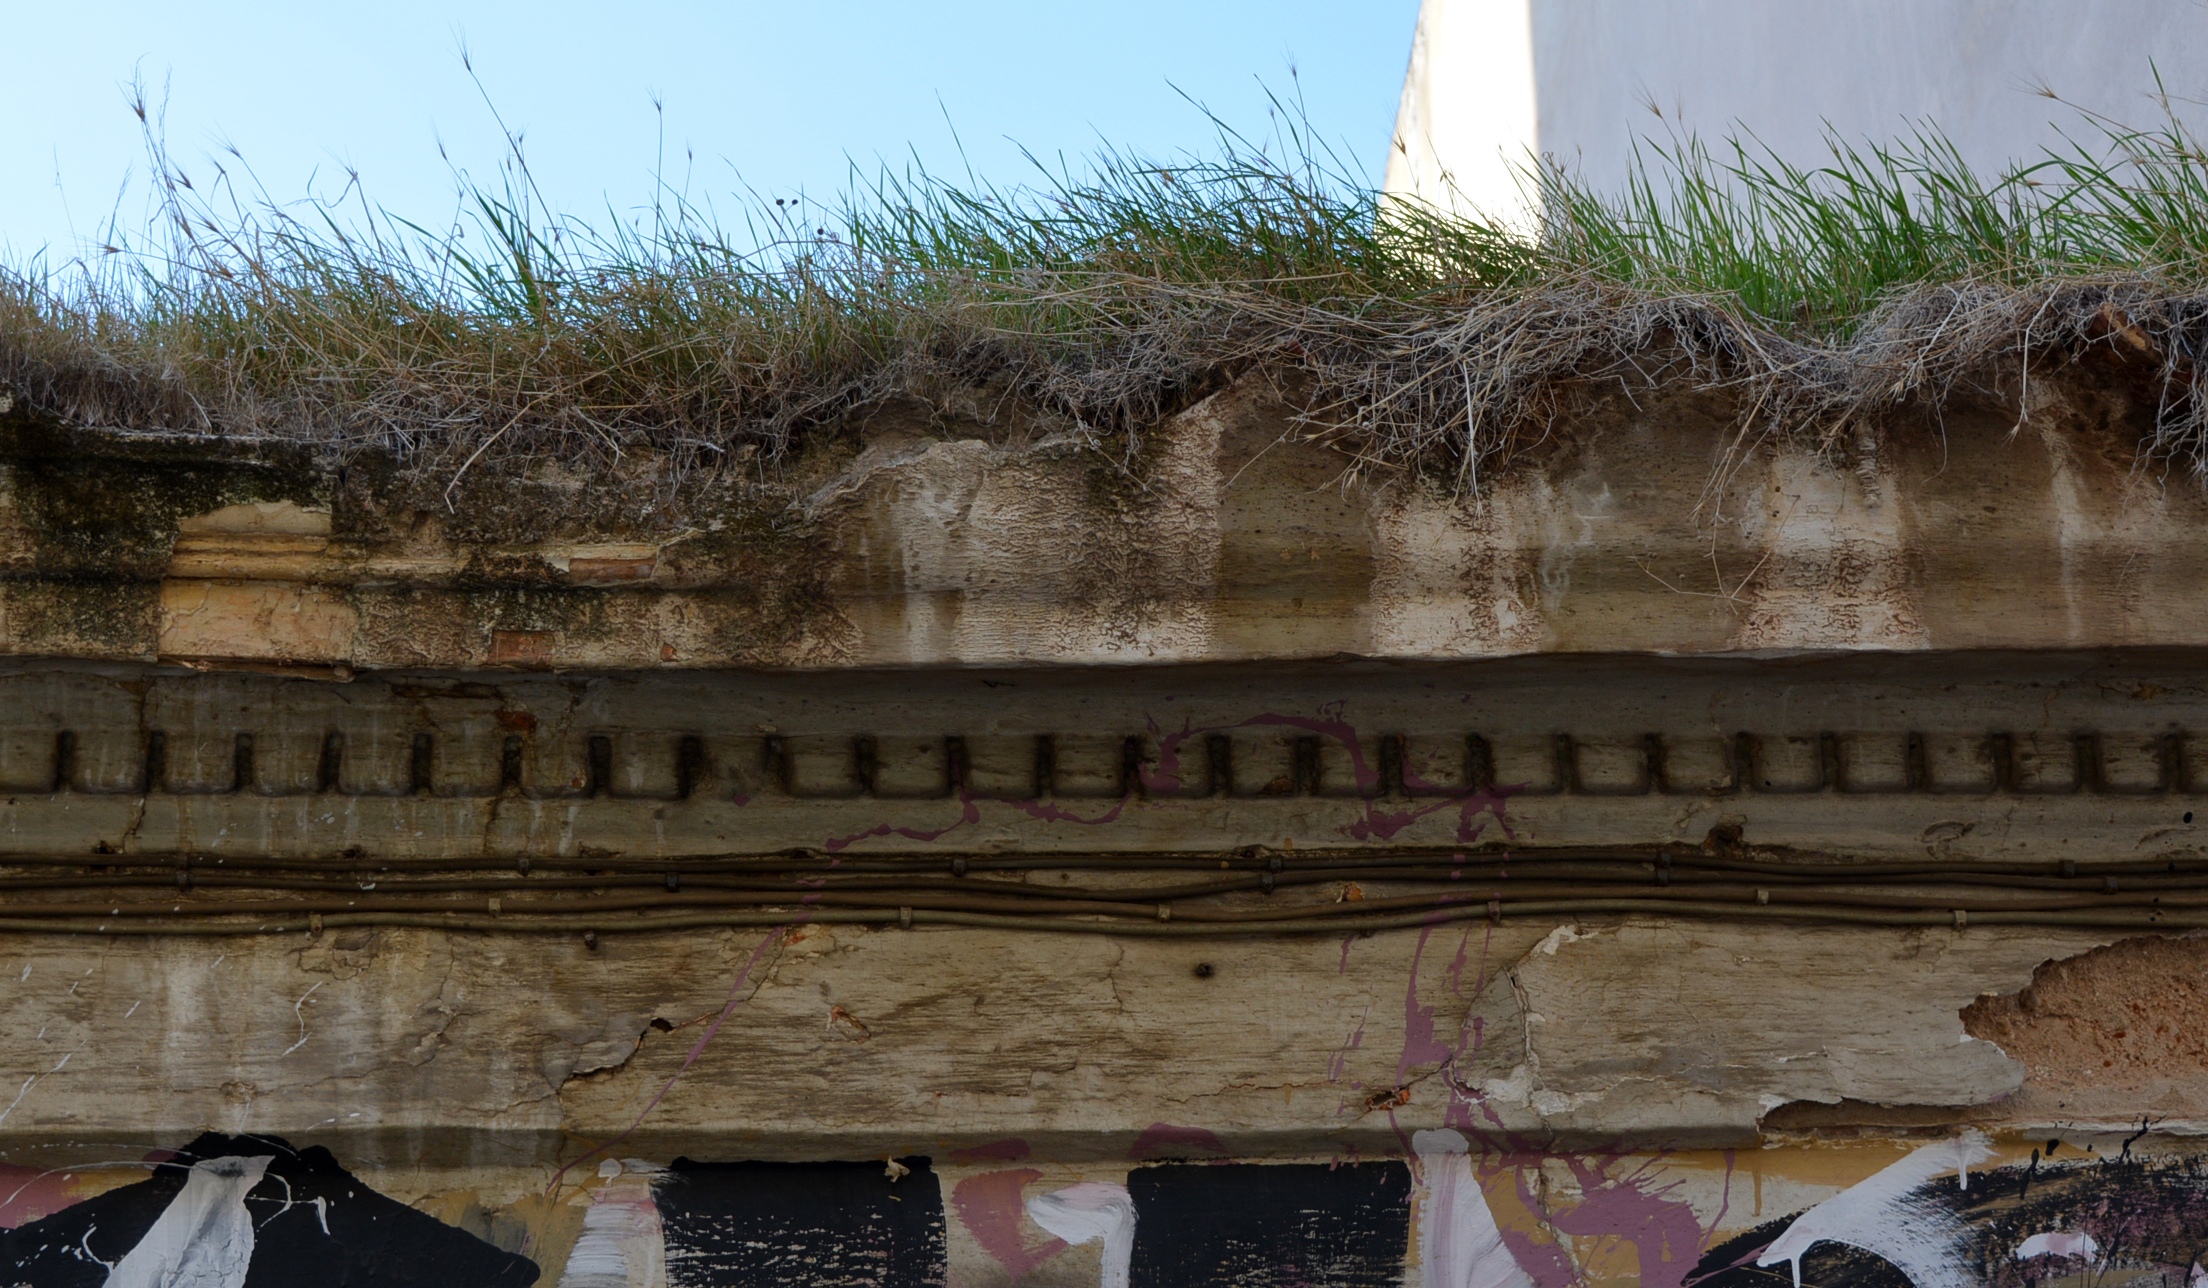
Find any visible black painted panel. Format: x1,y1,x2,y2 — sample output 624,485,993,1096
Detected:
1127,1161,1411,1288
651,1157,947,1288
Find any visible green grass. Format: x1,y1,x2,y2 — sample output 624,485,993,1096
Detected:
4,83,2208,489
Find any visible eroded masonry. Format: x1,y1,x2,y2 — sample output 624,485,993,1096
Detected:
1,365,2206,1288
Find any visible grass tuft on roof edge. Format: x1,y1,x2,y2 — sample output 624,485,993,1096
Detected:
5,82,2208,493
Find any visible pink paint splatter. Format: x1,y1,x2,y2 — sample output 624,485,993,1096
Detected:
952,1168,1064,1279
1144,717,1191,796
1345,785,1517,845
1443,1137,1708,1288
951,1138,1032,1164
1129,1123,1226,1160
0,1165,80,1228
1001,796,1128,827
1547,1153,1706,1288
824,796,983,853
1329,1005,1369,1084
1703,1149,1737,1257
1497,1155,1588,1288
1398,925,1457,1086
1150,710,1520,843
813,707,1519,858
822,790,1127,854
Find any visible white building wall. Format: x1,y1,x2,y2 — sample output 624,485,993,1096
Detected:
1389,0,2208,221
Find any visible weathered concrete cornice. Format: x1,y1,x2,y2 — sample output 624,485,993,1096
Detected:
0,651,2197,867
5,367,2204,670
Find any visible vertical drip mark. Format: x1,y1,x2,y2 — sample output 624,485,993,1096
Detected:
762,735,789,793
1466,734,1494,794
410,733,434,796
675,736,706,801
1293,735,1321,796
1643,733,1668,794
1734,733,1758,792
51,731,75,794
141,731,167,795
1990,732,2017,793
1554,733,1578,794
1033,734,1056,800
231,733,254,795
853,736,879,797
2073,732,2100,794
1818,731,1842,792
1205,733,1233,797
1118,736,1143,799
1905,731,1929,790
587,735,613,798
1378,734,1407,799
501,735,524,793
945,736,971,794
317,732,344,794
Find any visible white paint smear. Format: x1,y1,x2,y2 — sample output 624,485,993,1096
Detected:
1757,1131,1993,1288
2016,1231,2100,1262
1027,1182,1136,1288
1414,1129,1534,1288
557,1171,666,1288
103,1154,273,1288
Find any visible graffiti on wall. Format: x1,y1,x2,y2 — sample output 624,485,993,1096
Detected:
1689,1136,2208,1288
0,1132,538,1287
2,1129,2207,1286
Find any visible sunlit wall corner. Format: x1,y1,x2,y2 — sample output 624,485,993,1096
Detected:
1381,0,1540,232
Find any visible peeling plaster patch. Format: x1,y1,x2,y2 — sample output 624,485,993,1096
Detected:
1027,1182,1135,1288
1499,924,2040,1141
544,1013,655,1089
1961,934,2208,1102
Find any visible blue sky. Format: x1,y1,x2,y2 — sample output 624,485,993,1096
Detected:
2,2,1421,261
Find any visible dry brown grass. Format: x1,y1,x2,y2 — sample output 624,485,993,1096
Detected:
4,91,2208,499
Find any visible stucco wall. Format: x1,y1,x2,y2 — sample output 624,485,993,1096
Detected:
1387,0,2208,220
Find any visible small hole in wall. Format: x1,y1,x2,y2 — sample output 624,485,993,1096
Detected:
648,1017,674,1033
1193,962,1215,979
2186,812,2195,824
